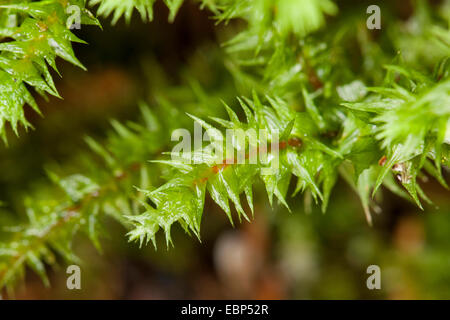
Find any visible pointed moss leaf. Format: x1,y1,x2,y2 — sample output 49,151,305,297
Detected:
373,144,404,197
286,149,323,201
218,168,249,222
208,172,233,226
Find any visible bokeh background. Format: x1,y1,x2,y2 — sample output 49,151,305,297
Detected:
0,0,449,299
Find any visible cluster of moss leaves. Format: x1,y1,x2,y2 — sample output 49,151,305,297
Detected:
0,0,102,142
0,0,449,291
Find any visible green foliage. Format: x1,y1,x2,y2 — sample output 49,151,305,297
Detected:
126,0,450,242
0,69,231,290
89,0,184,24
128,90,350,246
0,0,100,142
0,0,337,142
0,0,449,291
0,104,165,292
